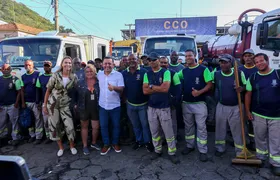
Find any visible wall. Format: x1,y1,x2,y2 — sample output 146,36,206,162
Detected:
0,31,34,40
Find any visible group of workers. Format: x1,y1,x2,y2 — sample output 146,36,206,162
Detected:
0,48,279,176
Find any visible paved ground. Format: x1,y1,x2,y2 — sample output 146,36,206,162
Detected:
1,132,279,180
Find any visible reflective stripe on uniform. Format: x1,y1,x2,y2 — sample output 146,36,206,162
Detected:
234,143,244,149
248,133,255,138
0,128,8,134
256,148,268,155
166,136,175,143
168,147,177,153
155,145,162,151
35,128,43,133
197,137,207,145
152,136,161,142
270,154,280,163
29,127,34,131
215,140,225,144
185,135,195,140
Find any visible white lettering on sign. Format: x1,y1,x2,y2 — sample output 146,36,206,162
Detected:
272,59,280,64
164,20,188,30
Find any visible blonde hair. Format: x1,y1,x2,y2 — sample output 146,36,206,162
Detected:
84,64,97,78
57,56,72,72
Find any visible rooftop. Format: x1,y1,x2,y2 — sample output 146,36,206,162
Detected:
0,22,44,35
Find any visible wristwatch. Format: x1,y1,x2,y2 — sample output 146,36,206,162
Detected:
149,84,153,89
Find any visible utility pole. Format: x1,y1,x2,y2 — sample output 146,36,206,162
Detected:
180,0,182,17
125,24,135,40
55,0,59,31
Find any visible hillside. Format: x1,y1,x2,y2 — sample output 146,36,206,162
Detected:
0,0,73,32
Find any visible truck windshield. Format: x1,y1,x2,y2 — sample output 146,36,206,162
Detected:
144,37,196,56
263,19,280,51
112,47,132,59
0,38,60,67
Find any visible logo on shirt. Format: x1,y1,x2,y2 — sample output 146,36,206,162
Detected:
195,77,200,85
9,83,13,89
159,77,163,84
271,79,278,87
136,74,140,80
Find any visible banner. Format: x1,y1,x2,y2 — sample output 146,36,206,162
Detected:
135,16,217,37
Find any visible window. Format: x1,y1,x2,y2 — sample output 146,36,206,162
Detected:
64,43,81,59
0,38,61,67
262,19,280,51
144,37,196,56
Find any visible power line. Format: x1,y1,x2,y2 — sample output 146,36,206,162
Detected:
64,2,180,16
60,12,84,34
35,1,53,30
59,11,98,34
24,5,49,9
29,0,49,5
64,2,241,17
60,0,112,38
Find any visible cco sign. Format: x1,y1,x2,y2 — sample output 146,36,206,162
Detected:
164,20,188,29
135,16,217,37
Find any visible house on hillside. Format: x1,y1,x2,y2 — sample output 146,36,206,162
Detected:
0,22,44,40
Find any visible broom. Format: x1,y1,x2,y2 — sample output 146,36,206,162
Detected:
231,60,262,165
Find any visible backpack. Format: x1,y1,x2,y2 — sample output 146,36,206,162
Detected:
19,108,33,128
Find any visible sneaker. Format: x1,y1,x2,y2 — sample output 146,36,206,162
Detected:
181,147,195,155
91,143,101,151
44,138,52,144
33,139,42,145
70,148,77,155
100,146,111,155
199,153,208,162
83,147,90,155
132,142,142,150
57,149,64,157
169,155,180,164
215,151,224,157
28,137,35,143
150,152,162,160
272,166,280,176
112,145,122,153
10,140,20,146
145,142,154,152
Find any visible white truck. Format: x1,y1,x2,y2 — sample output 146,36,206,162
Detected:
0,31,109,77
204,8,280,69
142,34,198,63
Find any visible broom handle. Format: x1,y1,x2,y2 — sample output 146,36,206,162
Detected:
234,61,247,159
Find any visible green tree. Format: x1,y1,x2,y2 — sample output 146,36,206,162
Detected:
0,0,74,33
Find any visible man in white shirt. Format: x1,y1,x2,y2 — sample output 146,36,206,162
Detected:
97,57,125,155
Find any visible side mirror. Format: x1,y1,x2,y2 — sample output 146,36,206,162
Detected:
131,43,138,53
256,22,269,46
0,156,34,180
263,22,269,45
202,44,209,57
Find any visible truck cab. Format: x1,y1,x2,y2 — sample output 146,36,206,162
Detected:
255,8,280,69
0,31,87,78
142,34,198,64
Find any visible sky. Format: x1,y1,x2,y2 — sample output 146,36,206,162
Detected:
16,0,279,40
